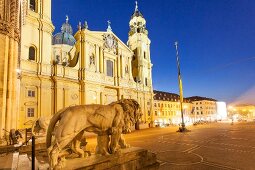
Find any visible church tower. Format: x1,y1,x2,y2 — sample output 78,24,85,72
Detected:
127,1,153,88
18,0,54,128
127,1,154,126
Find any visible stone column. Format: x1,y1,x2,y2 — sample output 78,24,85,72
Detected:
96,45,100,72
99,47,104,73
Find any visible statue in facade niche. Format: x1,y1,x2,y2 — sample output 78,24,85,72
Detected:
46,99,141,169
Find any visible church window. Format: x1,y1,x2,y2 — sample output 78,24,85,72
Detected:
137,28,141,33
28,90,35,97
106,60,113,77
27,108,35,117
155,111,157,116
145,78,148,86
29,46,36,61
144,51,146,59
30,0,36,12
148,111,151,116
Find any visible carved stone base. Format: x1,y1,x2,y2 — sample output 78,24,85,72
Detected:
64,147,159,170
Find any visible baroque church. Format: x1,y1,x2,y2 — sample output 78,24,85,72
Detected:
0,0,154,137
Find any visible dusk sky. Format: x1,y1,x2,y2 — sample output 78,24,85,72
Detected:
52,0,255,104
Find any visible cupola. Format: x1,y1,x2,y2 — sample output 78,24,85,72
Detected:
52,15,76,46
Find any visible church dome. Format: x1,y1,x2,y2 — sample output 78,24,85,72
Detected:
52,16,76,46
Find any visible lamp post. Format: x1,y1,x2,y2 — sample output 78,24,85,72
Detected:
174,41,189,132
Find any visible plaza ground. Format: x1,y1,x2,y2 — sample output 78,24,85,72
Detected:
1,122,255,169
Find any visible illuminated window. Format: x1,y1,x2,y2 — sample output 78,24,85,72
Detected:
29,46,36,61
28,90,35,97
27,108,35,117
106,60,113,77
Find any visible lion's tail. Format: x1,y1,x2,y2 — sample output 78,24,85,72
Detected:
46,107,69,149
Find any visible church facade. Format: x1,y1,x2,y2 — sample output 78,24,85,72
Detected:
0,0,154,137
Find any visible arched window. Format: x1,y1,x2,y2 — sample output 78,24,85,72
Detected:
30,0,36,12
29,46,36,61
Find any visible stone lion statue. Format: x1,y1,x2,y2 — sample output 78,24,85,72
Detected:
46,99,141,169
32,116,52,136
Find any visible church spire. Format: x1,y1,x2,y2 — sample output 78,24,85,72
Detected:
135,1,138,12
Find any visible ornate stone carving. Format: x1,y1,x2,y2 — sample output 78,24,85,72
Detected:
0,0,21,42
46,99,142,169
103,33,118,53
89,54,95,65
71,93,78,100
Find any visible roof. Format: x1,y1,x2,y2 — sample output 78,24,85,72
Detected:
153,90,190,103
131,10,143,19
185,96,217,102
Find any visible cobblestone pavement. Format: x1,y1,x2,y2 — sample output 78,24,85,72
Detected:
120,122,255,170
1,122,255,170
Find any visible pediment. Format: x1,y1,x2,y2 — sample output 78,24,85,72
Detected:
83,30,133,54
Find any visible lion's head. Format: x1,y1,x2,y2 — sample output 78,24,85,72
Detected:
114,99,142,133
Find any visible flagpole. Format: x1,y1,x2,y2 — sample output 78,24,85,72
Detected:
174,41,188,132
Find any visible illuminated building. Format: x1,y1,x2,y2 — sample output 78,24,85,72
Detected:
153,90,192,126
216,101,227,120
0,1,154,138
228,104,255,120
186,96,217,121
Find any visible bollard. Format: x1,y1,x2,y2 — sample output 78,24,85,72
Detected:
32,136,35,170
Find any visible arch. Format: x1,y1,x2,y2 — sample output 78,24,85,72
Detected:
29,46,36,61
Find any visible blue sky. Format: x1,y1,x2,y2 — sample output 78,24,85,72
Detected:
52,0,255,104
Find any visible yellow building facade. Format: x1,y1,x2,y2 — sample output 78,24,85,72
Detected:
153,90,192,126
0,0,154,138
228,104,255,120
186,96,217,121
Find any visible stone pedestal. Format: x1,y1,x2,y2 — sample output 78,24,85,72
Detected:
65,147,159,170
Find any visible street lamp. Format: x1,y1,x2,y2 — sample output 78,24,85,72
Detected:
174,41,189,132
